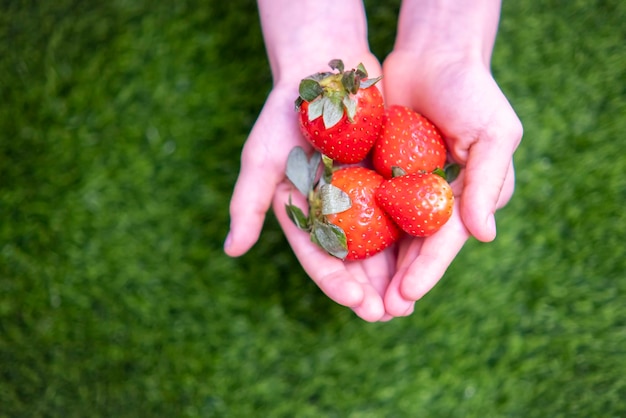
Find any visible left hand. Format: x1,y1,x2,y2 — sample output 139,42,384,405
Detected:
381,50,523,316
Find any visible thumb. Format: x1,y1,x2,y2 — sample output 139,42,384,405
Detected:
224,147,278,257
224,89,302,256
461,119,522,242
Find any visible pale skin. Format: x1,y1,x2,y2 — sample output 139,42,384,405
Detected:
224,0,523,321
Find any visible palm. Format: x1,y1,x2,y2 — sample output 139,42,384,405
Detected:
379,50,522,316
383,51,521,222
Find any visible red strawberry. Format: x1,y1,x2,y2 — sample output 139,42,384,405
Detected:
375,171,454,238
372,105,447,178
296,59,384,164
324,166,401,260
285,147,401,260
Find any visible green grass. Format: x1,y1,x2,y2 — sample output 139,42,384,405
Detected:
1,0,625,416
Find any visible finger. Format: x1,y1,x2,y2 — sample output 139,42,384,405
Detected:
400,208,470,301
225,136,286,256
395,234,423,270
350,281,387,322
225,147,278,256
345,250,396,321
381,54,414,107
462,149,514,242
461,112,522,242
225,92,302,257
495,162,516,209
384,204,470,316
272,183,366,309
348,249,395,298
382,235,422,316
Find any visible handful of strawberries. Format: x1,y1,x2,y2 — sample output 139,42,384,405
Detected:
286,59,459,261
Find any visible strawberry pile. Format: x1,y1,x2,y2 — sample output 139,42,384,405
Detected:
286,59,458,260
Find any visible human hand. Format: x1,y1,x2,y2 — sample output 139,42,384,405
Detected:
381,49,523,316
226,54,405,322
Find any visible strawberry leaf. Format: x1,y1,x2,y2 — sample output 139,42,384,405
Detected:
286,146,321,196
322,155,334,184
356,63,368,78
286,199,311,231
341,71,359,94
307,151,322,185
312,220,348,260
342,96,357,122
432,167,447,179
359,75,382,89
320,184,352,215
294,96,303,110
286,146,311,196
307,97,324,121
444,163,461,183
299,78,323,102
328,59,344,73
391,166,407,177
322,96,345,129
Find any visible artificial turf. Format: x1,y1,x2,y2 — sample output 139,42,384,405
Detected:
1,1,625,416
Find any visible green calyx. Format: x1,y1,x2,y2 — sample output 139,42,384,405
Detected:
443,163,461,183
391,164,461,183
284,146,353,260
295,59,382,130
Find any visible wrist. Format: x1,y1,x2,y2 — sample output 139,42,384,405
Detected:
394,0,502,66
270,47,376,89
257,0,371,84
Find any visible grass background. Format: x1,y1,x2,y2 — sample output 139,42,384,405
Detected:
1,0,625,416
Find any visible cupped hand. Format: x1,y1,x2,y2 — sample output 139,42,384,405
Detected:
226,54,401,322
381,50,523,316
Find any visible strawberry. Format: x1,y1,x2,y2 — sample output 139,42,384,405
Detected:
285,147,400,260
324,166,401,260
375,171,454,238
372,105,447,179
295,59,384,164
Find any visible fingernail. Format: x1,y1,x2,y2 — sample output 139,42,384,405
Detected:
223,231,232,251
403,303,415,316
486,214,497,239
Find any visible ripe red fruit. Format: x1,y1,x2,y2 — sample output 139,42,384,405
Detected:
372,105,447,178
285,147,402,260
325,167,401,260
375,171,454,238
296,59,384,164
